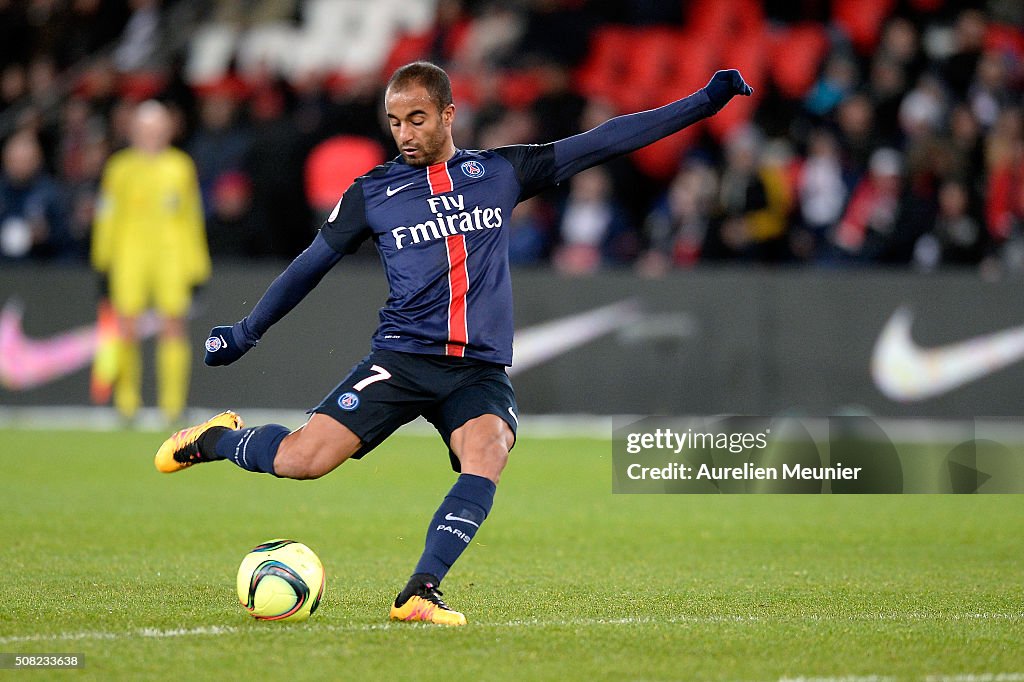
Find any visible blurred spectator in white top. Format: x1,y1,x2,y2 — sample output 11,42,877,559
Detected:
970,51,1015,130
0,131,70,260
900,74,948,142
794,129,847,262
554,166,632,275
113,0,163,73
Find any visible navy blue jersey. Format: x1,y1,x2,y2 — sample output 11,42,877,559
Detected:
321,146,555,366
234,89,719,367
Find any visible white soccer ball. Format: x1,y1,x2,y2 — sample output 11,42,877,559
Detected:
236,540,325,622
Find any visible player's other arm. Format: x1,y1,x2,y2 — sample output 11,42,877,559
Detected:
550,70,753,184
204,183,370,367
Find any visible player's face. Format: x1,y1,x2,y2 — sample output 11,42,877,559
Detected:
385,85,455,167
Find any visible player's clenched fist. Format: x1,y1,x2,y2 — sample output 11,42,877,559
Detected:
204,324,254,366
704,69,754,109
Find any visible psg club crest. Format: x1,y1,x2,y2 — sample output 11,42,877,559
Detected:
460,160,485,178
338,392,360,411
205,336,224,353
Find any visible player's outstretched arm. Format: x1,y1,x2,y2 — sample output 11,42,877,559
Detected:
551,69,752,184
204,232,343,366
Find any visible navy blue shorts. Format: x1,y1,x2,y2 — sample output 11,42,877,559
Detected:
312,349,518,471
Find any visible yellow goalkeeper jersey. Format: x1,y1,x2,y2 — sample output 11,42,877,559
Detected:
91,147,210,316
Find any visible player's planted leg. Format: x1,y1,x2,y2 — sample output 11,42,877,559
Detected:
390,414,512,626
389,573,467,626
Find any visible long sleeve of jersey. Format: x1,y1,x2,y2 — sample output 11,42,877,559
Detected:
236,231,344,345
495,88,716,200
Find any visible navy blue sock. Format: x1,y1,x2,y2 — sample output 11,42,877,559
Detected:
413,473,496,583
209,424,289,476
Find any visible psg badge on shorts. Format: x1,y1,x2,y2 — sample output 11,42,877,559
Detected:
205,335,225,353
338,392,360,411
460,160,485,178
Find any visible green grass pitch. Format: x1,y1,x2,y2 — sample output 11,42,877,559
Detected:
1,426,1022,681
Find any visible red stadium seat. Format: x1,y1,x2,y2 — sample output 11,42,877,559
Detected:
769,24,829,99
382,33,433,79
687,0,765,41
499,70,545,109
575,26,634,101
832,0,895,54
985,24,1024,60
305,136,386,211
117,71,166,101
448,72,479,108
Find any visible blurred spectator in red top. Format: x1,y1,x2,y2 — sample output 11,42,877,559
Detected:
636,159,717,276
833,148,904,260
206,170,259,259
985,107,1024,244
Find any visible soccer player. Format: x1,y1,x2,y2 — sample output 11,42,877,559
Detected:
155,62,752,625
92,100,210,422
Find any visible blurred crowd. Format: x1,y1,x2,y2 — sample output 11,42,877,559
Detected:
1,0,1023,277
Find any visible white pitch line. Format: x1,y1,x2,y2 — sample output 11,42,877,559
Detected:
775,672,1024,682
0,617,728,644
1,612,1020,645
779,676,895,682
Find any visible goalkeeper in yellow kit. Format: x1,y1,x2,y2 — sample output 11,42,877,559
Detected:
91,100,210,422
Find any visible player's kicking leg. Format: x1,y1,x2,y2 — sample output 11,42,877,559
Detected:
389,412,514,627
153,412,359,476
154,410,245,473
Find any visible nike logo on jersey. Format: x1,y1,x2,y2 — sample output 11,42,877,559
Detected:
872,306,1024,401
444,513,480,528
385,182,415,197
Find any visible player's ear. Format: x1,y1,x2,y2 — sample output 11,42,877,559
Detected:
442,103,455,127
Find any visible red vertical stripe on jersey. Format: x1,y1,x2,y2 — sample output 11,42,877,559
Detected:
427,161,453,195
427,161,467,356
445,235,469,356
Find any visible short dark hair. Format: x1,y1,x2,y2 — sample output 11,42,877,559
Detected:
386,61,453,112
